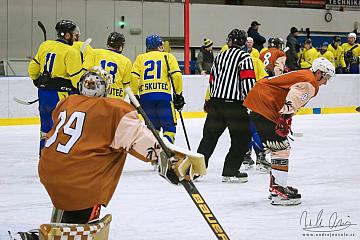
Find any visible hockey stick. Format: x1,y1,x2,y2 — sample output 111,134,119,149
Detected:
164,55,191,150
14,21,45,106
38,21,47,41
81,38,92,53
125,87,230,240
80,38,92,62
13,97,39,105
356,106,360,112
14,38,92,106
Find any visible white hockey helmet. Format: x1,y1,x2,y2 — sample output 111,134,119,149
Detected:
310,57,335,81
348,32,357,40
78,67,112,97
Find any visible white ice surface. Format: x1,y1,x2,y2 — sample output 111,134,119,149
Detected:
1,114,360,239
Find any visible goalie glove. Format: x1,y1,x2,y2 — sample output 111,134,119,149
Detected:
158,139,207,185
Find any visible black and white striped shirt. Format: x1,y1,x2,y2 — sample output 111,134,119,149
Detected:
209,47,256,101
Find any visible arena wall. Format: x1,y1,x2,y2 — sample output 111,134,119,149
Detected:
0,74,359,125
1,1,360,62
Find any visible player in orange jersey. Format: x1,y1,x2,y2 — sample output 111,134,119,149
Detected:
36,67,205,226
244,57,335,206
259,38,286,77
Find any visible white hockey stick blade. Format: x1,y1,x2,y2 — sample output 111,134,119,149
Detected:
292,132,303,137
81,38,92,53
283,46,289,53
13,97,38,105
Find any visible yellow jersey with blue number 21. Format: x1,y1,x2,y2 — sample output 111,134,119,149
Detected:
83,49,132,99
131,51,182,101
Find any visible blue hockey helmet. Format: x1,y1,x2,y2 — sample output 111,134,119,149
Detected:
146,34,163,50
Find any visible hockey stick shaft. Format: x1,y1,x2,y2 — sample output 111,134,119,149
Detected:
37,21,46,41
164,55,191,150
13,97,39,105
126,88,173,158
124,87,229,240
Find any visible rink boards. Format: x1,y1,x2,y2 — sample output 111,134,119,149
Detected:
0,74,359,125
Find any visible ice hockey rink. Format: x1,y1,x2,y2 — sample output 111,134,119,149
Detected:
1,113,360,240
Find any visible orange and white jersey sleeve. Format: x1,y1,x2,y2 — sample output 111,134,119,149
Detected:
110,110,161,162
274,54,286,76
279,82,316,115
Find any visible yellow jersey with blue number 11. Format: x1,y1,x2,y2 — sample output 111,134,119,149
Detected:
28,40,83,87
131,51,182,101
83,49,132,99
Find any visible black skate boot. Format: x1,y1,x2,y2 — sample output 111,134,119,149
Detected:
16,229,39,240
256,152,270,172
243,150,255,169
270,185,301,206
222,171,248,183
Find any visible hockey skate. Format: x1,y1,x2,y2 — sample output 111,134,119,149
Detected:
269,185,301,206
222,171,248,183
268,185,298,200
242,151,255,169
255,152,270,172
9,229,39,240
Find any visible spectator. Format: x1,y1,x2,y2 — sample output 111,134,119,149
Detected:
342,32,360,73
328,36,346,73
260,38,273,55
319,42,335,68
196,38,214,75
285,27,300,70
300,39,318,69
247,21,266,52
246,37,260,59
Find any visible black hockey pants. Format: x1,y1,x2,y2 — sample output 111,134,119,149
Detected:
197,98,251,176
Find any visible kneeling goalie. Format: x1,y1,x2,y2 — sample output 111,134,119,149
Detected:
16,67,205,240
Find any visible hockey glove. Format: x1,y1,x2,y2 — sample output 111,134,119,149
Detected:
275,114,292,137
173,94,185,111
158,140,207,185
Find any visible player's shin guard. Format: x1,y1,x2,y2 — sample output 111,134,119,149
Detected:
269,150,301,205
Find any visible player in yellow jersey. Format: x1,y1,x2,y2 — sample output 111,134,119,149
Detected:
83,32,132,100
28,20,84,151
72,26,93,62
246,37,260,59
300,39,319,68
319,42,335,68
131,34,184,143
328,36,346,73
342,32,360,73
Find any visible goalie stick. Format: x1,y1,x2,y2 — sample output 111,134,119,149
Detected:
14,38,92,106
164,55,191,150
125,87,230,240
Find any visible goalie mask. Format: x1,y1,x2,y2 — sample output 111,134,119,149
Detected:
78,67,112,97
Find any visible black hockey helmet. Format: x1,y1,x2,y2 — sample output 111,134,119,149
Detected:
270,37,284,49
227,29,247,47
107,32,125,50
55,20,77,38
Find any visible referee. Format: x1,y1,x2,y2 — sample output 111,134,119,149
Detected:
197,29,256,183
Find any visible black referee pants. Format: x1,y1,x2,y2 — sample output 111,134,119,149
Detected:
197,98,251,176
